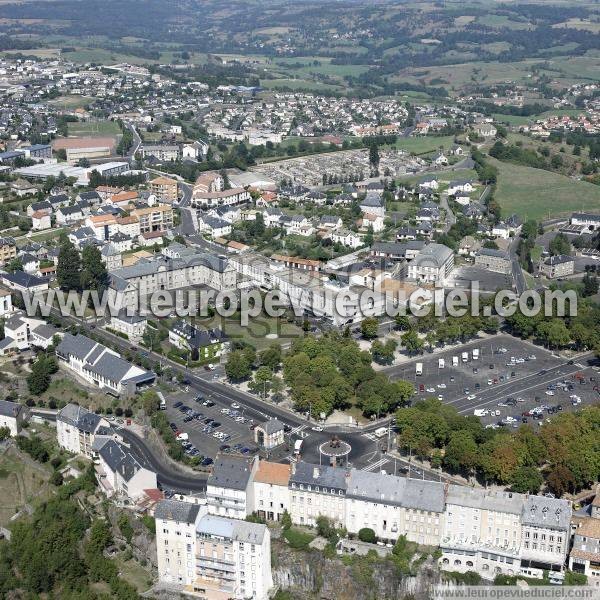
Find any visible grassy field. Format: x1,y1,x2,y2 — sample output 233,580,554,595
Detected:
48,95,96,109
395,135,455,154
67,121,121,137
492,158,600,221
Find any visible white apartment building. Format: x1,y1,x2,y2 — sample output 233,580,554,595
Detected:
56,402,108,457
109,310,148,341
207,455,259,520
56,333,155,397
345,471,445,546
289,462,347,527
155,499,273,600
194,514,272,600
156,499,206,588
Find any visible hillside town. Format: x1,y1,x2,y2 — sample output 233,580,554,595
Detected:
0,28,599,600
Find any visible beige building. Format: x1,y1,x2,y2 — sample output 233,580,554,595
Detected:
474,248,511,274
131,204,174,233
539,255,575,279
0,237,16,265
250,461,291,523
150,176,178,203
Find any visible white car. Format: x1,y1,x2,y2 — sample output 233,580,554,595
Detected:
545,390,555,396
505,416,517,423
221,408,230,414
231,402,240,409
485,424,500,429
426,387,435,393
516,397,525,403
487,379,493,385
311,426,323,432
569,394,581,401
467,394,476,400
516,358,525,364
438,383,447,389
438,394,444,401
528,354,537,360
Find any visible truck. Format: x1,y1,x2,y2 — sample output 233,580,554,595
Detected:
415,362,423,376
374,426,388,438
438,358,445,369
157,391,166,411
472,348,480,360
452,356,459,367
461,352,468,363
294,439,303,456
473,409,488,417
176,432,189,441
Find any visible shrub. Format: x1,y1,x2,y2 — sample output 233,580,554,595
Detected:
358,527,377,544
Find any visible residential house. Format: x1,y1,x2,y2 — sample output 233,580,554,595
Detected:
332,228,363,249
56,403,109,457
474,248,511,274
110,310,147,341
250,460,291,523
31,210,51,230
407,243,454,283
168,321,226,362
150,176,178,203
0,399,28,436
539,255,575,279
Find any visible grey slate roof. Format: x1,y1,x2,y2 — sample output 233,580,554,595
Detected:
98,438,145,482
57,333,97,361
0,399,22,418
289,461,347,492
543,254,574,266
208,455,255,491
197,514,267,544
57,402,102,433
521,496,571,531
259,418,284,435
155,499,202,524
477,248,510,259
360,191,384,208
447,484,522,515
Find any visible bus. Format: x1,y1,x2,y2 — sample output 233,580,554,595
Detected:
157,391,166,411
416,362,423,376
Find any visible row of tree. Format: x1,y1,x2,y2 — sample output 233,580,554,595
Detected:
395,398,600,496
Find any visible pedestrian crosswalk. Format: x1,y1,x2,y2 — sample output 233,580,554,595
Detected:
290,425,307,437
363,458,388,472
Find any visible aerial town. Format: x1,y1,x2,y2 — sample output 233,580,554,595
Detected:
0,1,599,599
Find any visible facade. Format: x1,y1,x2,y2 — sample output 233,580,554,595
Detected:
110,310,147,341
0,399,27,436
141,144,180,161
156,499,205,588
570,488,600,586
194,514,272,600
0,237,16,265
253,419,284,450
150,176,178,203
407,243,454,283
56,403,108,457
474,248,512,274
206,455,258,520
539,255,575,279
250,461,290,522
192,188,251,208
95,437,157,499
56,333,155,397
108,253,237,312
131,204,174,233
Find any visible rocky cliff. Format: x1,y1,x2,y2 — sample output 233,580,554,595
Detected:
272,539,441,600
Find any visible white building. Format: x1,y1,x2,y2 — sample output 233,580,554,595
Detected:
0,399,27,436
56,333,155,397
56,403,109,457
206,455,259,520
94,437,157,500
407,243,454,284
109,310,147,341
249,461,290,523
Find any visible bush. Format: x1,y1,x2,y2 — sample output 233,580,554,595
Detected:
282,528,314,550
358,527,377,544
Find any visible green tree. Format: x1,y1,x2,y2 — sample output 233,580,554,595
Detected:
225,349,253,381
0,425,11,440
141,389,160,416
281,510,292,530
394,315,411,331
260,343,282,370
510,466,543,493
361,317,379,339
401,330,424,355
27,354,57,395
80,245,109,293
549,233,571,257
56,239,82,291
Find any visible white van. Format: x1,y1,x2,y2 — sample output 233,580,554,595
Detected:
452,356,459,367
438,358,445,369
374,426,387,438
472,349,479,360
461,352,468,362
416,362,423,376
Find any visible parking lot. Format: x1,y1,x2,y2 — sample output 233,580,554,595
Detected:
384,334,599,429
165,389,265,464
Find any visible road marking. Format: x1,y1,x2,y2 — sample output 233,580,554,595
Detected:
290,425,307,436
362,432,377,441
363,458,389,472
